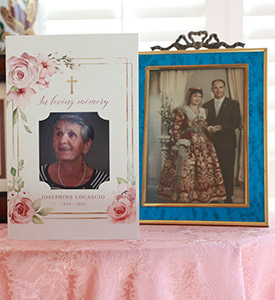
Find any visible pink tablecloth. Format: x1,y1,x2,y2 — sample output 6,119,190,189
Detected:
1,215,275,300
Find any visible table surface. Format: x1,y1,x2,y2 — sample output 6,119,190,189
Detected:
1,214,275,300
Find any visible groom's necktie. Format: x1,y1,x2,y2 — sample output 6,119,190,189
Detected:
215,100,222,116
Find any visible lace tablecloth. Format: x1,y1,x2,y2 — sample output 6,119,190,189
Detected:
0,214,275,300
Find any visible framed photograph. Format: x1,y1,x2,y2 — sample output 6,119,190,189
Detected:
139,48,268,226
6,34,139,239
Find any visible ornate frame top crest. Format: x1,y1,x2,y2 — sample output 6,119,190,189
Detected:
151,30,245,51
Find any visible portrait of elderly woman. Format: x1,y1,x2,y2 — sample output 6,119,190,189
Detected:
39,113,109,189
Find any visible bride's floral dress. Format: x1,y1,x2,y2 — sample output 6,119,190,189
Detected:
158,106,226,203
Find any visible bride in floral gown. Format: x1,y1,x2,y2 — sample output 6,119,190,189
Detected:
158,87,226,204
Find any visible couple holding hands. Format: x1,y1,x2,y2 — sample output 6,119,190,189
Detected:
158,79,241,204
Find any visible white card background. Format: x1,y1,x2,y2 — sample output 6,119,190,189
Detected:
6,34,139,240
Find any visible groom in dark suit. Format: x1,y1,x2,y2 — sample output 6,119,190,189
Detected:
203,79,241,203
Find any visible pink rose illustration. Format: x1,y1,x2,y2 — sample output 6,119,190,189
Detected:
8,190,18,201
19,188,32,199
7,52,80,109
36,77,51,90
107,197,135,223
114,183,136,203
9,195,36,224
7,87,36,109
37,53,57,79
7,52,40,89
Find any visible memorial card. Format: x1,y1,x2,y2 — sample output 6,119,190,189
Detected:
6,34,139,239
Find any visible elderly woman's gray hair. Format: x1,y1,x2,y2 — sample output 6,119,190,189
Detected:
54,114,94,143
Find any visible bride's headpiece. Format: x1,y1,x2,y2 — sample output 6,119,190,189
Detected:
186,87,203,103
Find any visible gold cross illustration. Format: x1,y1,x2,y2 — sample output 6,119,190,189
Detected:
66,76,77,94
